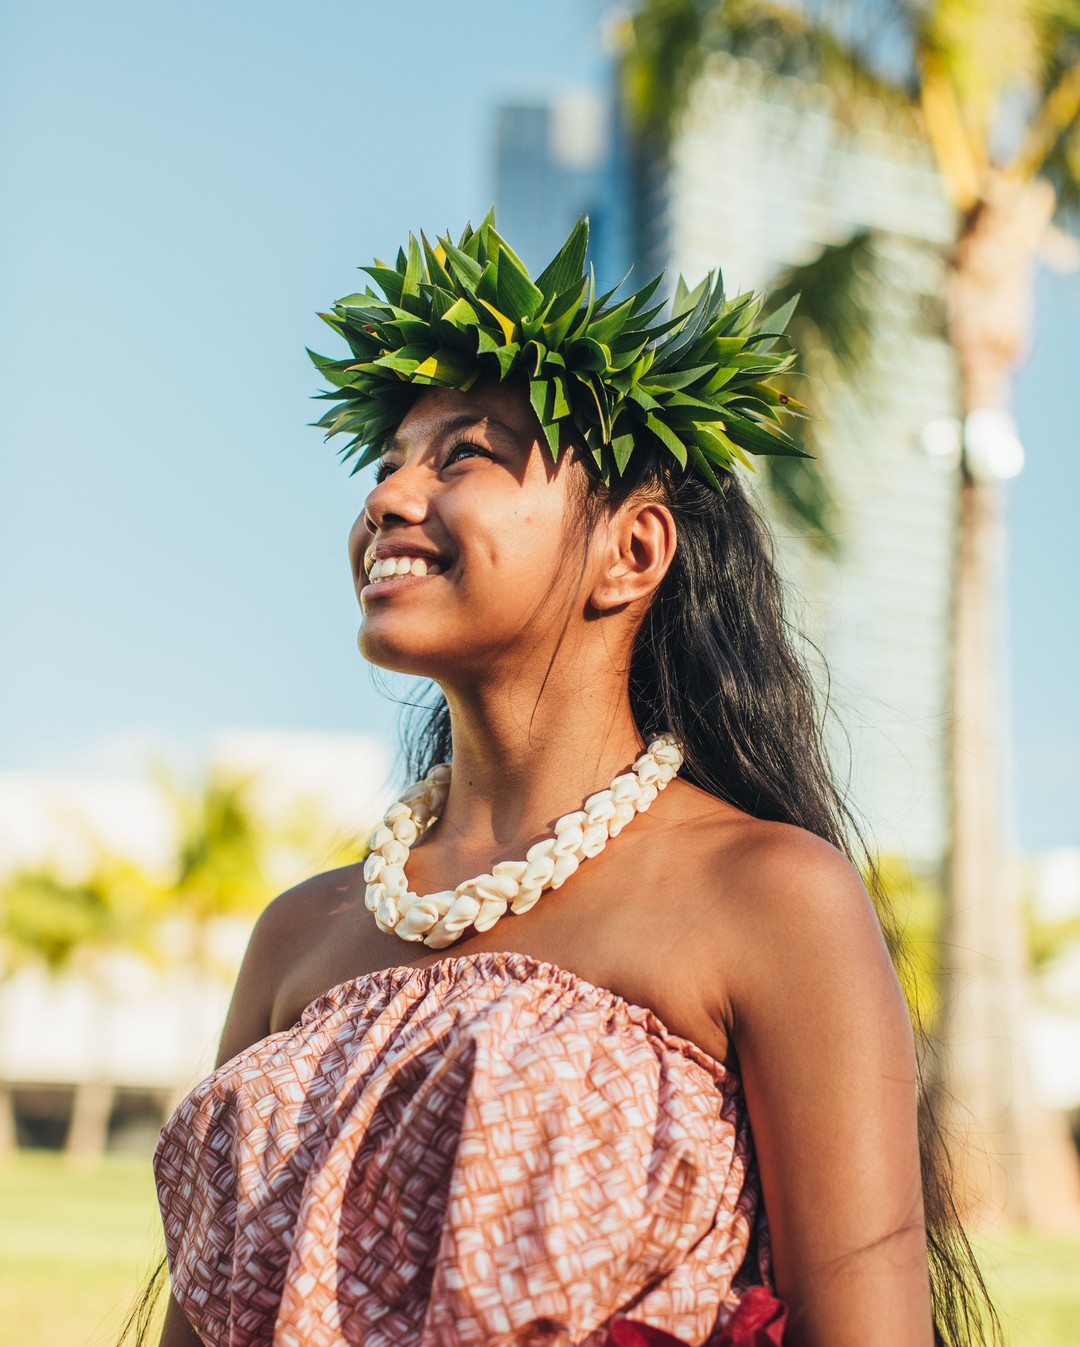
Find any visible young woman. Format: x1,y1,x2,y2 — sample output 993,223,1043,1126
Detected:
148,218,997,1347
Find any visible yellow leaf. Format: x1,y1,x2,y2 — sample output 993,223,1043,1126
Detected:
479,299,516,343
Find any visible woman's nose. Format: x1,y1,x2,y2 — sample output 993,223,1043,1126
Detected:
363,461,430,532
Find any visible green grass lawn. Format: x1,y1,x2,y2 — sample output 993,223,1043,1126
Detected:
2,1149,1079,1346
0,1150,166,1347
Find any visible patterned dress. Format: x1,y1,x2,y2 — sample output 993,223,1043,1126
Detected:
154,950,776,1346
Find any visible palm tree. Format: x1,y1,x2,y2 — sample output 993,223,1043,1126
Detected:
156,765,277,975
620,0,1080,1227
0,849,159,1161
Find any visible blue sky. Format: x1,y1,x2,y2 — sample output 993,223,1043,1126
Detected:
2,0,1077,852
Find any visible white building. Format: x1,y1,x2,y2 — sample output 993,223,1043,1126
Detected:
648,52,961,870
0,729,389,1149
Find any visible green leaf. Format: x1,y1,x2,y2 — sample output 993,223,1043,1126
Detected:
495,244,545,321
565,336,608,372
587,295,639,347
441,240,485,291
642,363,718,391
686,440,724,489
723,409,811,458
529,377,550,429
756,293,800,349
645,412,688,467
611,432,636,474
411,347,476,385
402,234,424,300
534,217,590,300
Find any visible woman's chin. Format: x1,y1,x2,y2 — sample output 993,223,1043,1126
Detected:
357,626,450,678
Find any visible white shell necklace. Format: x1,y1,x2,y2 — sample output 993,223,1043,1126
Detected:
363,734,685,949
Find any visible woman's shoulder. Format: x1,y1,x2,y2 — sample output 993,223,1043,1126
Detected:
216,861,370,1064
675,796,893,1031
667,780,869,921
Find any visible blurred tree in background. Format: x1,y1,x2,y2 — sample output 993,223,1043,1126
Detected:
0,765,371,1163
622,0,1080,1226
0,849,160,1161
152,768,274,977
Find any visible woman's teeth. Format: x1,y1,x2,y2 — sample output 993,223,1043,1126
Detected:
367,555,443,583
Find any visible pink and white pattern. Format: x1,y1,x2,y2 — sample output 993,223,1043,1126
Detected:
155,951,772,1346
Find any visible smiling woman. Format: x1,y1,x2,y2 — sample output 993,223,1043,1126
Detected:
136,216,1000,1347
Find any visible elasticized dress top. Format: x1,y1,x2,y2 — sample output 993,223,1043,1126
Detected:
154,950,773,1347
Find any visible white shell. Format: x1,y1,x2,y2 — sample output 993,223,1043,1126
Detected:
444,893,481,932
607,801,637,836
379,838,409,867
429,889,456,917
400,899,440,934
549,851,579,889
423,925,459,949
584,790,616,823
410,800,435,828
522,854,556,888
473,896,508,932
474,872,519,903
580,822,608,858
369,735,681,948
610,773,642,804
492,859,529,881
391,816,420,846
379,864,407,894
553,825,584,856
375,895,400,929
510,884,543,915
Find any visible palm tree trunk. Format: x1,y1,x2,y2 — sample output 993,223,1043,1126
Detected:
938,172,1080,1230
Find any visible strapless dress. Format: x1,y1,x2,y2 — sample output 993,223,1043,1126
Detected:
154,950,776,1346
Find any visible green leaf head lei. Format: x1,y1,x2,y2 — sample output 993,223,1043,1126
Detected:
307,209,810,491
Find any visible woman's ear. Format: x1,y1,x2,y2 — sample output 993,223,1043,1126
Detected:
590,497,677,612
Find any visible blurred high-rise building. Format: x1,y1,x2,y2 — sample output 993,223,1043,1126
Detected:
493,90,633,293
495,55,961,871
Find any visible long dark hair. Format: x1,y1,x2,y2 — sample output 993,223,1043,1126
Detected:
400,440,1002,1347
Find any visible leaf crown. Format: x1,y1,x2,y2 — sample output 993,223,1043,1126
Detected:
307,209,809,490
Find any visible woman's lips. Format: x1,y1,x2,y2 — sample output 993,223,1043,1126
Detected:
360,566,448,599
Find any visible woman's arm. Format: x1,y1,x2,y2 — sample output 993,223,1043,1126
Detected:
156,874,345,1347
721,829,933,1347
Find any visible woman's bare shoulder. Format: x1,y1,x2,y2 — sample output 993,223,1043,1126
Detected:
688,808,893,1028
256,861,367,945
215,862,368,1066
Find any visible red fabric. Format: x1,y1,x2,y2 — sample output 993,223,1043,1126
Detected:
605,1286,787,1347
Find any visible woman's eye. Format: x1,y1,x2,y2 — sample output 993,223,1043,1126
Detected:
374,459,397,484
445,442,491,467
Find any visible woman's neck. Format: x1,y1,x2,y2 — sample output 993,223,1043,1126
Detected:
428,676,646,862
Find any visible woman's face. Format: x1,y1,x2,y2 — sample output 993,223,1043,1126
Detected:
347,379,591,682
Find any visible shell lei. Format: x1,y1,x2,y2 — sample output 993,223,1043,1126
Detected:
363,735,685,949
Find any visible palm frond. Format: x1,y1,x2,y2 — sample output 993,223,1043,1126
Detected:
620,0,918,142
758,228,883,550
1010,24,1080,224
